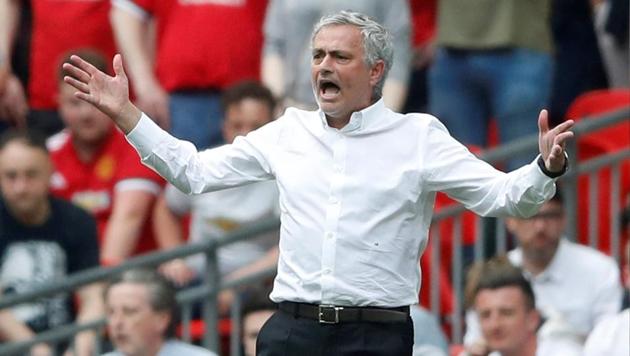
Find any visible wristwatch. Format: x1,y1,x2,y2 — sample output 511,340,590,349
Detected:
537,151,569,178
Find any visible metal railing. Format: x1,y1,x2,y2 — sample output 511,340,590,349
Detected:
0,106,627,353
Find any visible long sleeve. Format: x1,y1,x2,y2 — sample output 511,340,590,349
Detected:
126,113,277,194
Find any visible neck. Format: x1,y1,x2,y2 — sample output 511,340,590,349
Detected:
522,246,558,276
132,339,165,356
503,334,538,356
326,115,350,129
11,200,50,226
72,138,104,162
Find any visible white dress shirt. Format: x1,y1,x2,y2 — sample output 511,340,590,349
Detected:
465,238,622,346
509,239,622,338
583,308,630,356
127,99,555,307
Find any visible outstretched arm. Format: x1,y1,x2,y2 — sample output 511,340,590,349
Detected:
63,54,141,133
537,109,574,174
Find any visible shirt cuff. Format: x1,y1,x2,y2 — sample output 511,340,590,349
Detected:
125,112,170,159
531,154,559,182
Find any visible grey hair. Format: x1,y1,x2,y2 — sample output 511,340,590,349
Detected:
106,269,178,338
311,10,394,100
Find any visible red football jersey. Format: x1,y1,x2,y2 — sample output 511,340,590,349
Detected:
48,128,164,257
129,0,267,91
29,0,116,110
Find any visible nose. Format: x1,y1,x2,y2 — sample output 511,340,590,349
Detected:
317,54,334,74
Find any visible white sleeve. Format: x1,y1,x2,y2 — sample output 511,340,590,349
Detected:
422,117,556,218
126,113,278,195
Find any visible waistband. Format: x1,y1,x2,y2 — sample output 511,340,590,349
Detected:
278,301,409,324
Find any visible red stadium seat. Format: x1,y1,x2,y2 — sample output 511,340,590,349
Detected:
565,89,630,254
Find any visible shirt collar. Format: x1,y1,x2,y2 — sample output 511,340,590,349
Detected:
523,238,567,283
317,99,386,134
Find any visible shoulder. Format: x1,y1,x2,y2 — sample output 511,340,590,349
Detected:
46,130,71,153
160,340,217,356
50,197,92,220
561,240,619,272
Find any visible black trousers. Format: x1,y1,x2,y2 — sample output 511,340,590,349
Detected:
256,308,414,356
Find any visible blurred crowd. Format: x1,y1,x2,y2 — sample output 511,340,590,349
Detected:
0,0,628,355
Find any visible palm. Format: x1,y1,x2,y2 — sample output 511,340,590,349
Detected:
537,109,574,172
88,69,128,117
63,54,136,127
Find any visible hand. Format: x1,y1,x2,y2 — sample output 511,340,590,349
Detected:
134,81,170,130
63,54,141,133
29,343,52,356
537,109,574,173
159,258,196,287
63,331,95,356
0,73,28,128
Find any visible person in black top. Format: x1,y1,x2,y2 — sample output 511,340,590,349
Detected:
0,129,103,356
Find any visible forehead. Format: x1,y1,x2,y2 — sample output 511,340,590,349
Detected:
107,282,150,306
0,142,48,168
225,98,272,123
312,24,364,52
475,286,526,309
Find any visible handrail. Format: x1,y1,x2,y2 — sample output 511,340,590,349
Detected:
0,218,280,310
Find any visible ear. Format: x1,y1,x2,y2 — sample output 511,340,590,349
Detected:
154,311,172,335
505,217,517,234
526,309,541,333
369,60,385,88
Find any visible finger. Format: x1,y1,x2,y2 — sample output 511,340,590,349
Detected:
550,119,575,134
113,54,127,80
62,63,91,83
64,76,90,94
75,92,97,106
537,109,549,135
69,55,101,76
553,131,574,147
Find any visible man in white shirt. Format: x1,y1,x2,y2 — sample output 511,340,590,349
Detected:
103,269,216,356
464,192,623,350
466,257,581,356
62,10,574,356
583,230,630,356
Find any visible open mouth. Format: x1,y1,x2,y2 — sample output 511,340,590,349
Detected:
319,80,341,100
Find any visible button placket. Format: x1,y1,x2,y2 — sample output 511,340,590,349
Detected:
320,134,346,301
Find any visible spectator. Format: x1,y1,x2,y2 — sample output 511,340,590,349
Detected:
103,268,216,356
0,0,115,136
0,129,103,355
48,50,165,265
409,304,448,356
583,226,630,355
155,81,279,313
0,299,51,355
110,0,268,149
465,257,581,356
592,0,630,88
465,190,623,346
403,0,437,114
429,0,553,168
549,0,608,126
262,0,411,112
240,288,276,356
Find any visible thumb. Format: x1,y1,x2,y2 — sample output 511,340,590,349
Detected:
113,54,127,79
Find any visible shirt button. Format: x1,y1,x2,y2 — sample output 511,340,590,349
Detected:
333,164,343,172
326,232,334,239
323,268,331,275
329,196,338,204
